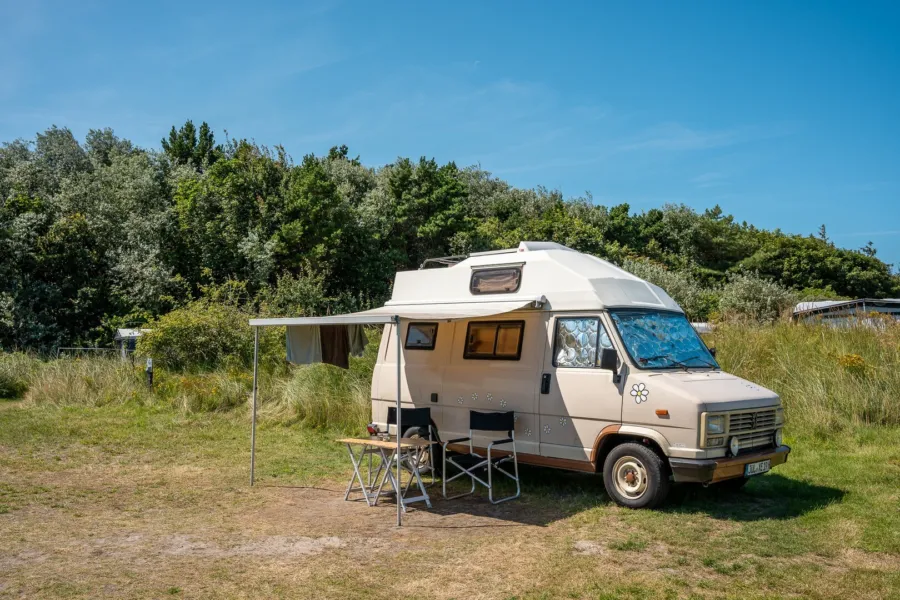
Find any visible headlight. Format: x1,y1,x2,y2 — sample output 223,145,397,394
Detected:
774,428,783,446
775,407,785,426
729,436,741,456
707,415,725,434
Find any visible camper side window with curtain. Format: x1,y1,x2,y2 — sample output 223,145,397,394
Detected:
554,317,613,368
405,323,438,350
470,267,522,294
464,321,525,360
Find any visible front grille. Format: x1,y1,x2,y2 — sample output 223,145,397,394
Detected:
729,409,777,433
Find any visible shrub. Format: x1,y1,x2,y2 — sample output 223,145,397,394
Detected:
137,301,281,371
718,272,797,323
0,353,41,399
155,370,253,413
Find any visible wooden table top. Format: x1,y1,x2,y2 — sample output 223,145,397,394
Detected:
336,436,436,449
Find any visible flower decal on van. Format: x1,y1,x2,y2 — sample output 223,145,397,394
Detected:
499,399,507,408
456,396,464,405
486,393,493,402
630,383,649,404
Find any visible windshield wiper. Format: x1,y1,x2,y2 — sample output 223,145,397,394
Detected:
639,354,690,370
639,354,716,370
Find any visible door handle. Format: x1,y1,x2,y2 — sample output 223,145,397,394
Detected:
540,373,551,394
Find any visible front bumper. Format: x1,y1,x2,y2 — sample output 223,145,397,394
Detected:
669,445,791,484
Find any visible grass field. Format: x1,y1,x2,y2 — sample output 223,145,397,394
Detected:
2,400,898,599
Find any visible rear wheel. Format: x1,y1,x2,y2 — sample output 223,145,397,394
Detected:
403,426,443,476
602,442,670,509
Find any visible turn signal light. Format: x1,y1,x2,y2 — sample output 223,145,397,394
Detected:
655,409,669,417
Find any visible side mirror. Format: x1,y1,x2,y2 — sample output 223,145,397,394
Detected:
598,348,618,372
709,347,717,358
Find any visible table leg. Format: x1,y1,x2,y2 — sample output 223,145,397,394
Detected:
343,443,375,507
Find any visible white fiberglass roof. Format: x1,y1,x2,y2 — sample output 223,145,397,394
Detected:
387,241,682,313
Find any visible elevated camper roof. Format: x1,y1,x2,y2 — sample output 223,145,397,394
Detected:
387,241,682,313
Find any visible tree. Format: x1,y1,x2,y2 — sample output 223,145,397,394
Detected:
161,120,221,170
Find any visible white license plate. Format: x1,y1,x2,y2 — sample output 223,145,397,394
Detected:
744,459,771,477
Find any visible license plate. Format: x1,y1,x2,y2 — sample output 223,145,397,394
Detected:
744,459,771,477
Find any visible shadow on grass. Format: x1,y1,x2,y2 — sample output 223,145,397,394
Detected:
667,473,845,521
411,466,843,526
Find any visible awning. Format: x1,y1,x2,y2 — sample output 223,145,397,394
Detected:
248,296,545,327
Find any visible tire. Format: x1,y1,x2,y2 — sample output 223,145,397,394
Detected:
602,442,671,509
403,425,443,476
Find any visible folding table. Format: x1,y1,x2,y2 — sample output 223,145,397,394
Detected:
338,436,436,511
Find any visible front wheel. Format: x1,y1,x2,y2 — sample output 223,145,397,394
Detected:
602,442,670,509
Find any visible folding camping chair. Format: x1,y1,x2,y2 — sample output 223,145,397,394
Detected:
442,410,520,504
387,406,437,485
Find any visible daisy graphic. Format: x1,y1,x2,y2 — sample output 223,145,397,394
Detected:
630,383,649,404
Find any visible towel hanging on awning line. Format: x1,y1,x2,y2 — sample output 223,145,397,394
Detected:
286,323,368,369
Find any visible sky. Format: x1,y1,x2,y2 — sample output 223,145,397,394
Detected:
2,0,899,269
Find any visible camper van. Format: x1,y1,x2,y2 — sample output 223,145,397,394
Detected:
370,242,790,508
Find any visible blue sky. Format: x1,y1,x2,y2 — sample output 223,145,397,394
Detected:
2,1,899,268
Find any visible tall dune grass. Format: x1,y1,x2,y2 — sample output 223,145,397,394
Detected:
10,323,898,436
23,357,151,407
0,352,41,399
259,330,381,432
712,321,900,433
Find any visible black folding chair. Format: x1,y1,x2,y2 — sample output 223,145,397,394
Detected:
387,407,437,485
442,410,520,504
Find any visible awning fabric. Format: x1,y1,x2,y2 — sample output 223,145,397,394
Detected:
248,296,543,327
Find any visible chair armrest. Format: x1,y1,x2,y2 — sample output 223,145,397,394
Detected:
444,437,471,446
488,438,514,447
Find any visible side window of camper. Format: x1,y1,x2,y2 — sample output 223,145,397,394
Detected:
464,321,525,360
470,267,522,294
405,323,438,350
554,317,613,368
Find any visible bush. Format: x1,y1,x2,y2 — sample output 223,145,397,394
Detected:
155,369,253,413
137,301,281,371
718,272,797,323
24,357,149,407
0,353,41,399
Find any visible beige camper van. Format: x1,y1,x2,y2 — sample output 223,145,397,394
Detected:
370,242,790,508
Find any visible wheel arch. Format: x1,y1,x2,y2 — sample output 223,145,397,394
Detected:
591,425,671,473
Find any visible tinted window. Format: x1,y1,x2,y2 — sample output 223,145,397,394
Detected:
464,321,524,360
470,268,522,294
405,323,438,350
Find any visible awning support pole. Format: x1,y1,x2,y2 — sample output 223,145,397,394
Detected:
250,325,260,486
395,316,402,527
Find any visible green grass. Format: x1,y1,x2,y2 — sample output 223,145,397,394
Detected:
2,322,900,597
1,401,898,599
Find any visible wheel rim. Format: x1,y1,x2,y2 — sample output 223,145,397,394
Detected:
612,455,648,500
407,432,431,470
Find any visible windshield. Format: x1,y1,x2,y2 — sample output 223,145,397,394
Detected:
609,309,719,370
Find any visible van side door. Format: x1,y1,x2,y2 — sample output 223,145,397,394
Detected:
538,314,623,462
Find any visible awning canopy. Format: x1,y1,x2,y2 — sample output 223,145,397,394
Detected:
245,294,544,527
248,296,545,327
